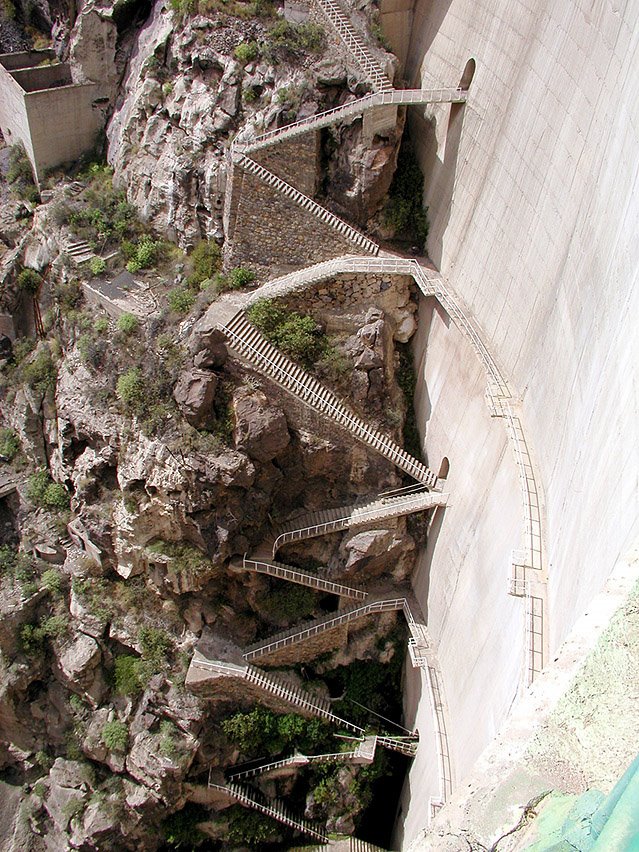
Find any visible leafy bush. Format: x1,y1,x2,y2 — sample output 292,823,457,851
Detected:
265,20,325,58
117,313,138,335
21,349,57,394
41,568,62,595
261,584,317,622
101,720,128,752
0,428,20,461
247,300,327,367
162,804,207,848
27,470,70,510
54,280,84,313
116,368,145,413
20,614,68,653
167,287,196,315
159,720,180,757
16,268,42,294
114,655,144,696
89,257,106,276
227,266,255,289
147,540,209,574
186,241,222,290
383,141,429,248
7,144,39,203
234,41,259,63
227,807,281,846
222,707,330,757
125,236,162,273
94,317,109,334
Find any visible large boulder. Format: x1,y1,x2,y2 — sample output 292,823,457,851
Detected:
173,368,218,428
232,388,290,462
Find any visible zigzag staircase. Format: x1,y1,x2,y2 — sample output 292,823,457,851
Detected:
187,652,365,734
217,310,439,487
242,597,408,662
272,486,448,555
237,89,467,154
309,0,393,91
230,556,369,601
209,781,328,841
227,736,377,781
234,154,379,255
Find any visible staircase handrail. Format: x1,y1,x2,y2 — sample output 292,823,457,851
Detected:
273,491,445,553
235,88,467,153
219,315,436,486
241,556,368,600
243,598,406,659
236,155,379,255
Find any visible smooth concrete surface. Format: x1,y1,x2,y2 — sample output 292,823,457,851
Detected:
395,0,639,845
399,294,524,845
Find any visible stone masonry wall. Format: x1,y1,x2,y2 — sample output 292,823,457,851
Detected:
248,624,349,668
252,133,319,197
226,169,363,276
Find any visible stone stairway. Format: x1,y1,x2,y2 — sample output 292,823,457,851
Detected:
309,0,393,91
209,781,328,841
235,154,379,255
238,89,467,154
272,488,448,554
227,736,377,781
230,556,369,601
218,311,438,486
64,237,95,265
242,597,407,662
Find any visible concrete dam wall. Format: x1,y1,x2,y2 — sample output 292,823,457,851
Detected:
392,0,639,844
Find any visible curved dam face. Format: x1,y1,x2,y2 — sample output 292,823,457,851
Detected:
391,0,639,844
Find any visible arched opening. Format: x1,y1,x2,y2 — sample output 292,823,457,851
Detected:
438,457,450,479
459,58,476,91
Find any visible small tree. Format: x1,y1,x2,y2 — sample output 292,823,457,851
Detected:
17,268,42,294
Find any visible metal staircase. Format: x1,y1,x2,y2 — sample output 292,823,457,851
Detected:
230,556,368,600
209,781,328,841
309,0,393,91
218,311,439,486
235,154,379,255
272,487,448,554
227,736,377,781
238,89,467,154
242,597,407,662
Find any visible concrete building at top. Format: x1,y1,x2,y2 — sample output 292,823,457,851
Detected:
0,49,107,182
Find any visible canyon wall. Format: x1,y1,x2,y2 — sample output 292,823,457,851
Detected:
397,0,639,844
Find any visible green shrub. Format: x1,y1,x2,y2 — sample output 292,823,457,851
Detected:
7,145,39,202
234,41,259,62
222,707,330,757
101,720,128,752
247,300,327,367
167,287,196,315
41,568,62,595
227,807,281,846
168,0,197,17
114,655,143,695
139,626,172,662
21,349,57,394
0,428,20,460
162,804,208,848
227,266,255,289
147,540,209,574
159,720,179,757
16,268,42,294
265,20,325,57
27,470,69,510
383,141,429,248
261,584,317,622
94,316,109,334
116,368,145,413
117,312,138,335
89,256,106,276
186,241,221,290
20,614,68,654
54,280,84,313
